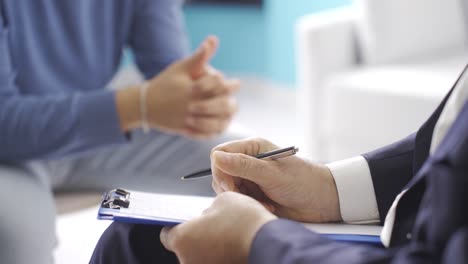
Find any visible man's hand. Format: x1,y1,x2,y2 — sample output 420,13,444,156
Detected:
160,192,277,264
116,36,240,138
210,137,342,223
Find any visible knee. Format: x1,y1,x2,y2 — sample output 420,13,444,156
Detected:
90,222,137,264
0,165,56,264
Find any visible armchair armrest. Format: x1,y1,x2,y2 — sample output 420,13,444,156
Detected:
295,7,358,158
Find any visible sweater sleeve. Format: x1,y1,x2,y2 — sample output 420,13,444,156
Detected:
0,18,127,162
129,0,189,79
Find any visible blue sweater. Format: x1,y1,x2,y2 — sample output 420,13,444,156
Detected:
0,0,188,161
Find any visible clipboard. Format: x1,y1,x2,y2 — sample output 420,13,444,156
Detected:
98,188,382,246
98,188,214,226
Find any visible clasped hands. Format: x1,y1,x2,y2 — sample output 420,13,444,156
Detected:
117,36,239,138
160,138,343,264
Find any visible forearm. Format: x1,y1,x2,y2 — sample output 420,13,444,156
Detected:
0,90,127,161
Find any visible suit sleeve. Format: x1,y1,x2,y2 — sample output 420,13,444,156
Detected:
362,133,416,223
249,219,465,264
128,0,189,79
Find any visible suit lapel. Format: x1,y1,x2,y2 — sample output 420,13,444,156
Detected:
410,65,468,185
389,65,468,247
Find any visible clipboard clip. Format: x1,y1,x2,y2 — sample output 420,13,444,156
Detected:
101,188,131,209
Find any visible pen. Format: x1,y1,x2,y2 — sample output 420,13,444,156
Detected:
181,146,299,180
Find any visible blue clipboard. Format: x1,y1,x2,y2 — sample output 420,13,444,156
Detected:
97,188,214,226
98,189,382,246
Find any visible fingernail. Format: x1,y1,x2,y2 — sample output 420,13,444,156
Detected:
214,151,231,163
220,181,229,192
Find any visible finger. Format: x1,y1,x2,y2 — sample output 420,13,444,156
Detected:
182,36,219,79
192,75,241,99
192,72,224,98
211,138,279,160
160,226,175,251
211,173,241,194
188,95,238,117
211,179,224,194
212,150,273,185
211,152,242,193
210,138,277,192
241,179,264,200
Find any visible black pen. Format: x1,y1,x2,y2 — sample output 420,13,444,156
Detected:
181,146,299,180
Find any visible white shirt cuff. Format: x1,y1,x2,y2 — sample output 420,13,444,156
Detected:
326,156,380,223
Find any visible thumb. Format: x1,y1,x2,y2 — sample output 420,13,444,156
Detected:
212,151,271,184
160,226,175,251
182,35,219,79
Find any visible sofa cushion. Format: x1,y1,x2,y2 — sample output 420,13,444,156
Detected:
321,51,468,160
355,0,467,64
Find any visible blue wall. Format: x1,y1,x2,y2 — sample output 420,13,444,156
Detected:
264,0,351,84
184,0,351,86
184,5,266,76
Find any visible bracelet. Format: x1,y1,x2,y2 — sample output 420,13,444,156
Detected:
140,82,150,134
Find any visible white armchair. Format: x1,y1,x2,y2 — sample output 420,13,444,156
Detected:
296,0,468,162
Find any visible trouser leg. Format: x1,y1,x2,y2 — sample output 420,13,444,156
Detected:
0,165,56,264
90,222,177,264
54,131,243,195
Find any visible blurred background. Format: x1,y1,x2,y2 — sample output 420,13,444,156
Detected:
55,0,468,262
117,0,352,158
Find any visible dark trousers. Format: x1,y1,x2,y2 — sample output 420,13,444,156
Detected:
90,222,178,264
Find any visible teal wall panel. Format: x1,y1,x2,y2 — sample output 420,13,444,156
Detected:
122,1,352,86
265,0,351,84
183,5,266,75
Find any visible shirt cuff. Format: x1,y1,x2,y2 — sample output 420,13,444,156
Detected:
326,156,379,223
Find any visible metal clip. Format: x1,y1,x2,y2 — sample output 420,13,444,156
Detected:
101,188,131,209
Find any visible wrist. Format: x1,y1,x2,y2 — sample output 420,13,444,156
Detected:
241,212,277,260
116,85,141,132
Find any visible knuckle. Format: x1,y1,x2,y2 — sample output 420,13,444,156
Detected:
251,137,266,146
214,73,224,84
238,154,252,171
253,137,275,148
188,118,201,128
255,137,269,145
194,103,209,113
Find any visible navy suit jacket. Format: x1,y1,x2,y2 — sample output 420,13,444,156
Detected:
250,69,468,263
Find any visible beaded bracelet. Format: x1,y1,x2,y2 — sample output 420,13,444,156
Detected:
139,82,150,134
